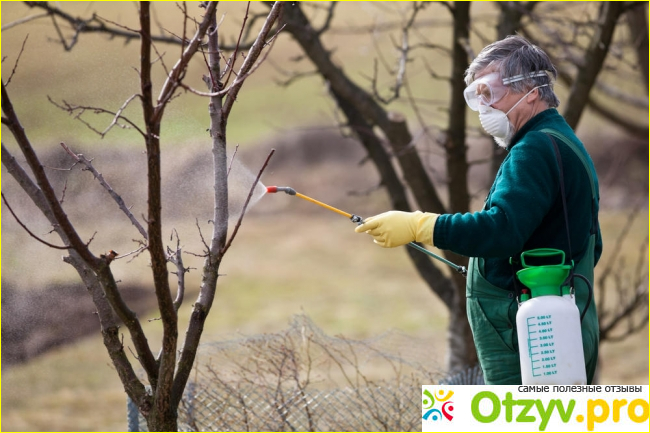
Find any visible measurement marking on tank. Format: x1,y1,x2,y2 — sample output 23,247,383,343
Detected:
526,316,556,377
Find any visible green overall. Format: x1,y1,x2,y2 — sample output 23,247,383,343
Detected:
466,129,600,385
467,236,599,385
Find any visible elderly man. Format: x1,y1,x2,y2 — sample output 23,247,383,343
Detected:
355,35,601,385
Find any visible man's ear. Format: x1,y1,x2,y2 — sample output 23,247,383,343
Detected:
526,88,540,103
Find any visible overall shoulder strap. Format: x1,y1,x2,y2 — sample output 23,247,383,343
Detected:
540,128,599,236
541,130,597,324
539,128,597,200
547,134,573,262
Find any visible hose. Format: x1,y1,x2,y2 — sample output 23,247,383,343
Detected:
573,273,593,323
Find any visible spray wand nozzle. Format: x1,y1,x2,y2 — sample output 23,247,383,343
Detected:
266,186,467,277
267,186,297,195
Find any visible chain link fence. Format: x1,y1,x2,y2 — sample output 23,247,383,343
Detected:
127,315,482,431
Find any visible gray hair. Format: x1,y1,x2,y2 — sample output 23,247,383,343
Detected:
465,35,560,108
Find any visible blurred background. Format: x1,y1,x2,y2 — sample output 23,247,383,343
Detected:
2,2,648,431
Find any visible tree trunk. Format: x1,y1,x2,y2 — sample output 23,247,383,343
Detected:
444,1,477,373
563,1,624,129
146,407,178,432
331,89,456,310
626,2,649,91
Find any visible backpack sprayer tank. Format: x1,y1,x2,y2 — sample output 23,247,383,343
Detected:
515,249,587,385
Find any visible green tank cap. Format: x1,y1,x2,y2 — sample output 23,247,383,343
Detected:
517,248,572,298
517,265,572,297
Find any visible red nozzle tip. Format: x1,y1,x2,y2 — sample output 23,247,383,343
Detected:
266,186,278,193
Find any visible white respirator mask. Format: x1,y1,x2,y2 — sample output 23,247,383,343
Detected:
477,84,548,142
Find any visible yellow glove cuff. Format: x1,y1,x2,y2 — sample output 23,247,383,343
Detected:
415,212,438,246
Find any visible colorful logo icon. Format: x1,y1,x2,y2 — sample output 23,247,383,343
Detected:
422,388,454,422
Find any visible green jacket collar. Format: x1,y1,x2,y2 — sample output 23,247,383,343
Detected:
507,108,560,151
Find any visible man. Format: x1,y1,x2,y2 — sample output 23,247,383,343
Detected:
355,35,601,385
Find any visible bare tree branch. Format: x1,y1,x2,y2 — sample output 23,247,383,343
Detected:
626,2,649,90
3,35,29,87
2,11,49,30
2,82,100,267
221,1,284,118
562,1,626,128
1,192,71,250
153,2,218,123
47,95,146,138
23,1,166,47
13,65,165,392
4,2,284,428
60,142,148,240
221,148,275,255
221,2,251,89
1,141,152,410
521,22,648,139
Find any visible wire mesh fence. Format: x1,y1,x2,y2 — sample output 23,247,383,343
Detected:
177,384,421,432
127,315,483,431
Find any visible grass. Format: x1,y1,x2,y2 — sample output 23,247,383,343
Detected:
2,337,130,432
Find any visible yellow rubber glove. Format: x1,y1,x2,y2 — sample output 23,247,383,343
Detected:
354,211,439,248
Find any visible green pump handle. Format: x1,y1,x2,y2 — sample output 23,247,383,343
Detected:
519,248,566,268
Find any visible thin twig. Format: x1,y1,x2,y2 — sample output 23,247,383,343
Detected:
1,192,71,250
194,218,211,261
221,148,275,255
1,12,49,31
4,35,29,86
101,94,140,136
154,2,218,121
227,144,239,177
60,142,148,240
597,200,644,312
48,96,146,138
222,2,250,87
118,245,149,262
178,34,284,99
49,11,75,50
221,2,285,118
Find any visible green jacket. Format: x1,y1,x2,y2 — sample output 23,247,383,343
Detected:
434,108,602,290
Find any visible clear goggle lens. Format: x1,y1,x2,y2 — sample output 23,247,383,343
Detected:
463,72,508,111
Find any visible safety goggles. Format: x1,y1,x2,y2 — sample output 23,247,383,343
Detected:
464,71,549,111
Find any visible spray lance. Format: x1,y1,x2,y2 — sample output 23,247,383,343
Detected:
266,186,467,277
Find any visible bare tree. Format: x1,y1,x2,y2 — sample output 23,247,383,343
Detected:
2,2,283,430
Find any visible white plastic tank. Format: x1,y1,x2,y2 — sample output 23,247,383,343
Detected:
515,249,587,385
517,293,587,385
